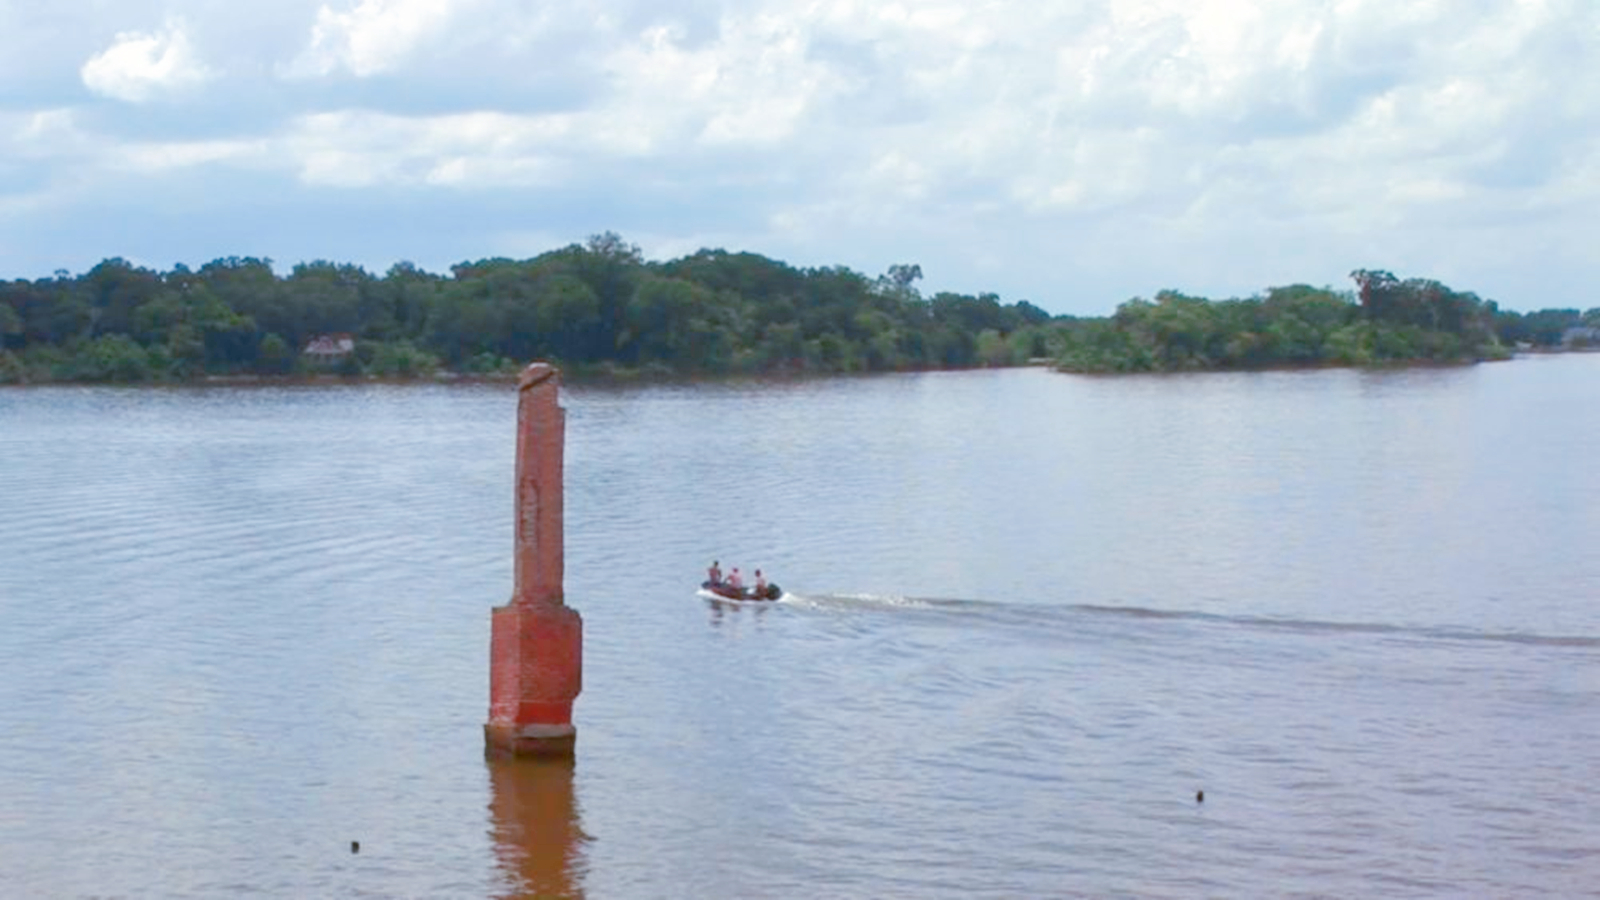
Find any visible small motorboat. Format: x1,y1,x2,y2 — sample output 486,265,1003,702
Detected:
700,579,783,602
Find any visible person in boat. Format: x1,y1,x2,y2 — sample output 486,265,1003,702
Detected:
753,569,768,597
726,567,743,590
707,560,723,585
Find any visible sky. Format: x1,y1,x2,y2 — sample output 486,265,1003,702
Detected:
0,0,1595,316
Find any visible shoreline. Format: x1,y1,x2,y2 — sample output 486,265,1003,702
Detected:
3,348,1594,389
0,363,1013,389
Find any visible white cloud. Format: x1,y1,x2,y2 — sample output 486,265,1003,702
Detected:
81,19,213,103
1,0,1595,310
114,140,266,174
15,109,84,148
598,16,848,151
284,0,474,78
280,110,575,187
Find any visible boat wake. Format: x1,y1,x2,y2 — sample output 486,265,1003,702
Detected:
775,591,945,612
702,589,1600,649
1068,604,1600,649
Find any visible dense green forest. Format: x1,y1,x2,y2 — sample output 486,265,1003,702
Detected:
0,233,1054,384
1052,271,1598,373
0,233,1594,384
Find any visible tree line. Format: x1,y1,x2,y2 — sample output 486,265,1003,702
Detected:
0,233,1054,384
0,234,1593,384
1052,270,1598,374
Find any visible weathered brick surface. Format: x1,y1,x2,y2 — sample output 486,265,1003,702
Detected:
514,363,565,606
486,363,583,758
489,603,582,723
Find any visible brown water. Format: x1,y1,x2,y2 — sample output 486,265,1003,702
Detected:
2,357,1598,898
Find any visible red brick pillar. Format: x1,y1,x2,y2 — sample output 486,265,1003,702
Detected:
486,363,583,758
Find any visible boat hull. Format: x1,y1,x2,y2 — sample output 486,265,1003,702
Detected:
700,580,783,602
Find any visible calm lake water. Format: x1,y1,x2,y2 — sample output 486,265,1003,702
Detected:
2,357,1598,898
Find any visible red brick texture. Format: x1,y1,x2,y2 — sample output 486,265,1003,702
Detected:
486,363,583,759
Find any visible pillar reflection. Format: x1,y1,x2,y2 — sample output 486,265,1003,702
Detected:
487,757,587,899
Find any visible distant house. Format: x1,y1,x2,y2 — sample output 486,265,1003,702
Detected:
1561,326,1600,349
302,334,356,360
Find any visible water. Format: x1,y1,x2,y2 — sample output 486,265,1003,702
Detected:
2,358,1598,898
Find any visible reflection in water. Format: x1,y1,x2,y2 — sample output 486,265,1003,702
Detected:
705,598,773,627
487,758,587,899
5,364,1600,897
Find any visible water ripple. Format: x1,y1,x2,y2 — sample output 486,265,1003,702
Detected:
5,367,1600,898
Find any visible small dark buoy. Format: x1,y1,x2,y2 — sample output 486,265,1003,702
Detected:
1196,790,1205,804
351,841,360,854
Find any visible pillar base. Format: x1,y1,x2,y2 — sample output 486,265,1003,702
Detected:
485,722,577,759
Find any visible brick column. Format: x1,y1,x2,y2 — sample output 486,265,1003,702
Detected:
486,363,583,758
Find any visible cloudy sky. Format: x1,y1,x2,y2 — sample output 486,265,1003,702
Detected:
1,0,1595,315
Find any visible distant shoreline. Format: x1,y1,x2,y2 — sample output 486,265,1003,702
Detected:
0,362,999,389
6,349,1597,390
